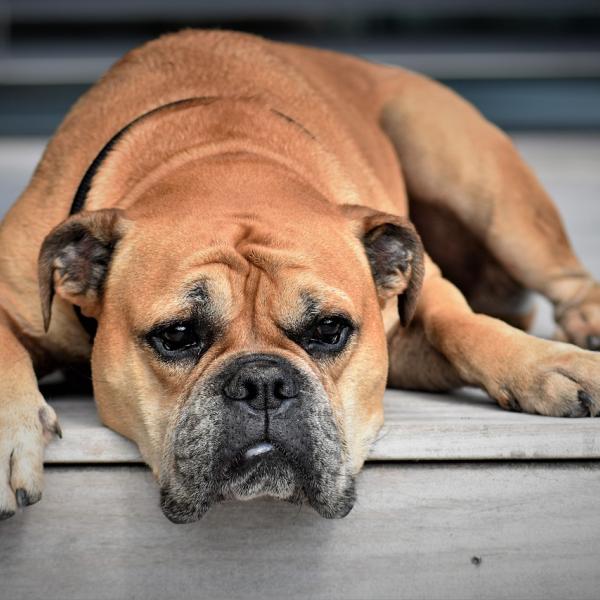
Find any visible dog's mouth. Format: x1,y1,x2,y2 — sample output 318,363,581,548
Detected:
222,441,302,502
159,435,356,524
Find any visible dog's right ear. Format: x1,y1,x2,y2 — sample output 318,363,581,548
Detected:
38,209,127,332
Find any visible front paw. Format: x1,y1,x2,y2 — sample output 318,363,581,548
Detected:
0,397,61,520
494,341,600,417
554,280,600,351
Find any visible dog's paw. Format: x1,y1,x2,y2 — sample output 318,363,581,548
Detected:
554,280,600,351
0,397,61,520
494,341,600,417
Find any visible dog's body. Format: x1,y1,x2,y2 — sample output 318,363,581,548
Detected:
1,30,600,521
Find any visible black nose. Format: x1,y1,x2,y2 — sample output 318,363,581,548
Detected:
223,356,300,412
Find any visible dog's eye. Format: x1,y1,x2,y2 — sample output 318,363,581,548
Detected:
147,322,204,360
311,318,344,345
160,324,198,351
306,316,352,355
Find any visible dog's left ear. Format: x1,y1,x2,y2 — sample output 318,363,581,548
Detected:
38,209,127,332
342,204,425,326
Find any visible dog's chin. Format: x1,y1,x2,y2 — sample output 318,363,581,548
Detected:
159,447,356,524
223,448,300,502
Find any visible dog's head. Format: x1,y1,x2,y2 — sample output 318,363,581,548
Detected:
38,155,423,522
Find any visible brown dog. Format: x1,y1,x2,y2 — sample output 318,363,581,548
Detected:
1,30,599,522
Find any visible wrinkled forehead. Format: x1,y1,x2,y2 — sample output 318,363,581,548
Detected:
108,212,372,330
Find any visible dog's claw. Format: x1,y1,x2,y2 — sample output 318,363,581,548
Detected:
587,335,600,351
0,509,15,521
15,488,40,508
15,489,27,507
577,390,594,416
38,405,62,440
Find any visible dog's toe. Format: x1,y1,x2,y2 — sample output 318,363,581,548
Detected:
556,286,600,350
0,397,60,520
496,341,600,418
577,390,594,416
15,488,41,508
586,335,600,352
7,430,45,509
0,471,17,518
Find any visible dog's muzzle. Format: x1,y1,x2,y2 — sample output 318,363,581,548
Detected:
159,353,356,523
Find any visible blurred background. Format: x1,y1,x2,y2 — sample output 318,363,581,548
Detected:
0,0,598,336
0,0,599,136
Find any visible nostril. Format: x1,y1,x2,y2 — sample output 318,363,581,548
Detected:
224,376,258,401
274,378,299,400
241,380,258,401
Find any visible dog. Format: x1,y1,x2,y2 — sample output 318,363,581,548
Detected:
0,29,599,523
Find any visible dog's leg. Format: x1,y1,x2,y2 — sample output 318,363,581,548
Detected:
389,256,600,416
380,73,600,350
0,311,61,519
410,201,536,332
387,312,464,393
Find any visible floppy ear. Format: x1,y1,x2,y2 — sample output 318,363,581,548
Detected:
38,209,126,332
342,205,425,326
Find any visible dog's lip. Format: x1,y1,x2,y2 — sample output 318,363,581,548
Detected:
242,441,275,461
